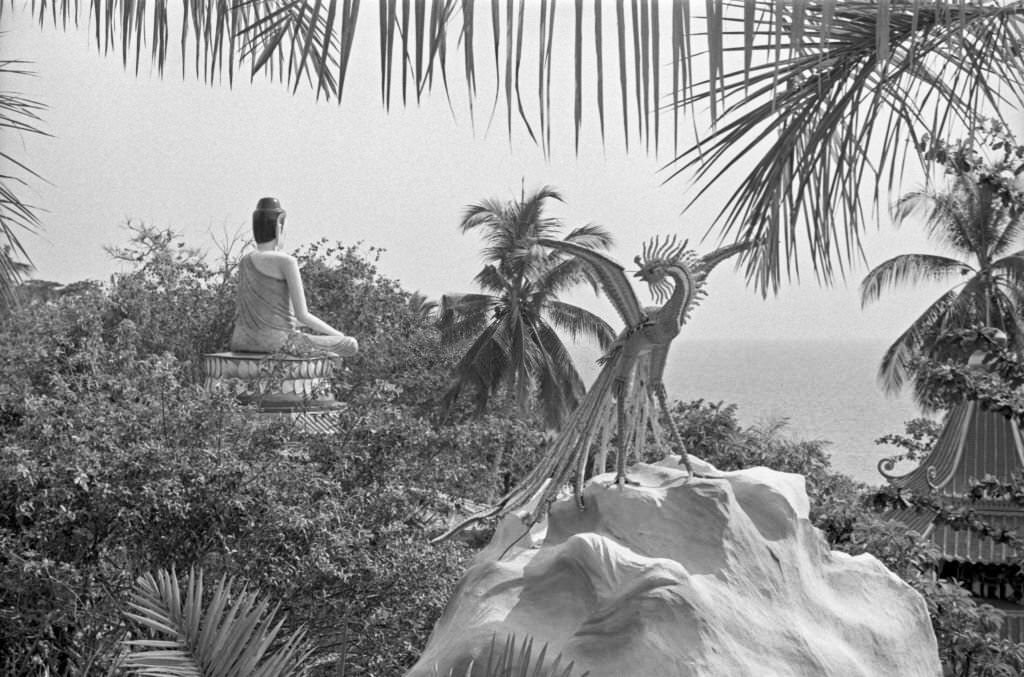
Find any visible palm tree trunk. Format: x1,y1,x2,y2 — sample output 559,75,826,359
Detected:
489,436,511,502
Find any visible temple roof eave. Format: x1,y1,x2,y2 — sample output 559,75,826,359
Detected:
879,401,1024,496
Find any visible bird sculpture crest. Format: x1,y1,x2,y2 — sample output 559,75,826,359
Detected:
434,235,750,543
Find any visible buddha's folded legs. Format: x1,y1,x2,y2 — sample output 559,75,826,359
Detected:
295,332,359,357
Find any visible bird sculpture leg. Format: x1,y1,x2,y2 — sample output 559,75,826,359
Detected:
615,379,628,486
612,377,641,488
653,382,697,477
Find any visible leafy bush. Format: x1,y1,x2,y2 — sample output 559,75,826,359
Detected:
0,226,557,675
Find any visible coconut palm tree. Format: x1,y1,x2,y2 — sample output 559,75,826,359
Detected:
6,1,1024,298
861,172,1024,399
439,185,615,429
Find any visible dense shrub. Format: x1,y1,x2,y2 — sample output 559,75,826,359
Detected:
0,225,566,675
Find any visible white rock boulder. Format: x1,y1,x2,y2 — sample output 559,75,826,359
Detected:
410,459,940,677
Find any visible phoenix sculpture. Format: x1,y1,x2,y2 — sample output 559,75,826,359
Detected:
435,235,750,542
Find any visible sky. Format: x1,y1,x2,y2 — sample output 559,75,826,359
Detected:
1,5,1011,345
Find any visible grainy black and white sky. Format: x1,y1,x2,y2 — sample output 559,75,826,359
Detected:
4,5,1002,343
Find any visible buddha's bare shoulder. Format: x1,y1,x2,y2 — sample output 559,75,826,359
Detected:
250,250,297,266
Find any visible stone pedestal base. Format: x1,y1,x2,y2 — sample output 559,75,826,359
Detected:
202,351,340,414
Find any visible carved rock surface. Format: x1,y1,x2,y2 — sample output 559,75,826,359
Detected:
410,460,940,677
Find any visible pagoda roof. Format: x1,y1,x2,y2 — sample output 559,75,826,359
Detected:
880,400,1024,496
881,400,1024,564
888,504,1022,564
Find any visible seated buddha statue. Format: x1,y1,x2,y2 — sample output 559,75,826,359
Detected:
229,197,358,357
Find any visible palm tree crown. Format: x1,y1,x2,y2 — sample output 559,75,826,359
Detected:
439,186,615,429
862,172,1024,400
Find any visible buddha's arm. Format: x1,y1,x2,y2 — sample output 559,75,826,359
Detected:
281,256,348,336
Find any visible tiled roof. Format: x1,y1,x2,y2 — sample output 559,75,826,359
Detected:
883,401,1024,564
887,505,1023,564
883,401,1024,496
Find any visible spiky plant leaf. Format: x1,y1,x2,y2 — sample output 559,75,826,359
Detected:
121,568,315,677
432,631,589,677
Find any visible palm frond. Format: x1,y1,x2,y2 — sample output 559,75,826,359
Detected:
0,59,46,306
860,253,973,307
667,1,1024,293
441,319,510,416
530,317,586,429
18,1,1024,293
894,187,977,255
943,273,1002,328
990,213,1024,260
989,253,1024,293
877,288,959,395
473,264,512,294
408,290,439,319
542,299,615,350
121,568,314,677
433,631,588,677
438,292,500,342
530,257,598,299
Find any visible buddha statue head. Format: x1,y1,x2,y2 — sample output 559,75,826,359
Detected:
253,197,287,245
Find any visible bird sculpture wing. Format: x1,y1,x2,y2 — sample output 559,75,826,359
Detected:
431,238,755,545
699,240,756,276
536,237,645,329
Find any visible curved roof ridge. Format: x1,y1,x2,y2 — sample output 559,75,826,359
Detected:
880,401,973,491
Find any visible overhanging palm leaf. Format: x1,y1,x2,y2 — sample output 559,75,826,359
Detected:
0,59,45,305
665,1,1024,293
12,2,1024,294
122,568,314,677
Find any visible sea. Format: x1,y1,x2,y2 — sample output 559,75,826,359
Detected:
571,338,924,486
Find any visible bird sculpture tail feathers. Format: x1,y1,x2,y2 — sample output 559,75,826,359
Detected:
432,350,656,544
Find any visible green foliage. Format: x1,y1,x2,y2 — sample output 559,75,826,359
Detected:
0,225,554,675
122,568,315,676
911,326,1024,423
295,239,453,412
840,518,942,581
875,417,942,465
919,579,1024,677
664,399,832,476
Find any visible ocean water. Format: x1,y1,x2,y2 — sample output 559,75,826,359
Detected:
572,338,924,485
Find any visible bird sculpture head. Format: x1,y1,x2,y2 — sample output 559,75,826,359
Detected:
633,235,703,303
